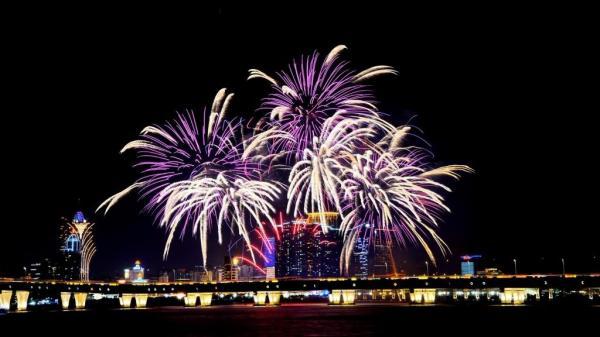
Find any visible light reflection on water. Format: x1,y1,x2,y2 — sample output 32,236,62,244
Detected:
1,303,598,336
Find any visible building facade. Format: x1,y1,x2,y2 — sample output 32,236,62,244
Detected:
351,237,369,278
123,260,146,283
276,216,342,278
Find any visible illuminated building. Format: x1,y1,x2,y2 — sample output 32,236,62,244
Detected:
371,231,395,277
276,222,293,277
60,211,96,281
352,237,369,278
477,268,502,276
222,256,240,281
202,270,214,282
263,237,276,269
460,255,482,276
59,251,79,281
191,266,213,282
315,228,341,277
124,260,146,283
306,212,339,226
276,220,319,277
214,266,225,282
171,268,192,282
276,214,342,278
23,258,60,280
260,236,277,280
461,261,475,276
265,266,276,280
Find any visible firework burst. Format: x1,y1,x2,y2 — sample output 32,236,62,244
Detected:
249,45,397,160
98,89,282,266
338,127,473,273
286,113,391,230
98,45,472,275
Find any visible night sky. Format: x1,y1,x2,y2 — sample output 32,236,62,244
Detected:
2,4,597,278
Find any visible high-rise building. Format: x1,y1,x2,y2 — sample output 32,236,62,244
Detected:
261,236,277,280
315,228,341,277
59,211,96,281
276,223,293,277
352,237,369,278
277,220,318,278
371,232,394,277
59,248,80,281
263,237,276,269
276,214,342,278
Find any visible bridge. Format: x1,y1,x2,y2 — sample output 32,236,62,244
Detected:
1,274,599,311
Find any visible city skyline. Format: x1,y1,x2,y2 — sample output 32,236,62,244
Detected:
8,206,599,281
2,5,598,279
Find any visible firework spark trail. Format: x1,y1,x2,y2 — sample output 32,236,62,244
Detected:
98,89,285,266
159,174,281,265
286,114,393,230
337,131,473,273
79,223,96,282
248,44,397,161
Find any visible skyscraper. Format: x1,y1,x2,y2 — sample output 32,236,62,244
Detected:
263,237,276,280
59,227,80,280
351,237,369,278
371,230,395,277
277,220,318,278
276,214,342,278
60,211,96,281
276,223,293,278
289,222,319,277
315,228,341,277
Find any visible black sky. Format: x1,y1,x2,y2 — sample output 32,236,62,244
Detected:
2,4,598,278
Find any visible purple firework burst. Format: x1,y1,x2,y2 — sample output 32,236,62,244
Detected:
98,88,260,218
249,45,397,160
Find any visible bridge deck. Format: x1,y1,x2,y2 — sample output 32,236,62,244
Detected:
1,274,599,294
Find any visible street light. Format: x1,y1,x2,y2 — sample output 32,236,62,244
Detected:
425,261,429,276
561,258,566,275
513,258,517,275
